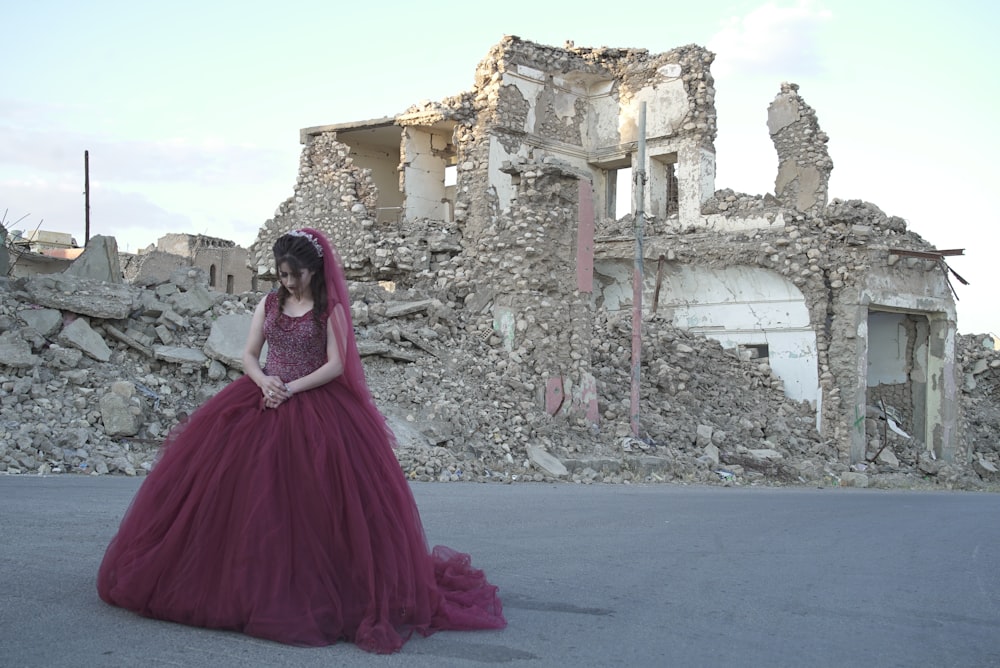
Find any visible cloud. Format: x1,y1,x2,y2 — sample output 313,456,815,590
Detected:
708,1,833,79
1,177,191,252
0,100,292,187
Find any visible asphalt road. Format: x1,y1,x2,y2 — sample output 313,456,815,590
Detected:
1,476,998,668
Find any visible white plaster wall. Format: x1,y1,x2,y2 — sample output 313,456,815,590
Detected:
860,266,957,315
349,144,402,214
403,129,448,220
701,212,786,233
867,311,909,385
620,79,688,143
550,74,585,120
507,68,546,134
489,137,521,211
677,144,707,224
595,261,819,402
581,83,618,150
699,147,717,205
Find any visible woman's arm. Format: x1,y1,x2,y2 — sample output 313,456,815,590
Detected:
242,297,288,400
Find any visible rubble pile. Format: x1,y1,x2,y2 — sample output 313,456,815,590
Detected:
0,270,254,476
1,269,996,490
957,333,1000,481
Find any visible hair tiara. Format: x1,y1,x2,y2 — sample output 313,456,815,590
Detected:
287,229,324,258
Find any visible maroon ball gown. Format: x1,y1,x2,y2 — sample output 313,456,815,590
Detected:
97,292,505,653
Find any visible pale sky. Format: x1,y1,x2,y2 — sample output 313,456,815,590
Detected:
2,0,997,335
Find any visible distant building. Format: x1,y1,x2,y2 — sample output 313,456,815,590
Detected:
124,233,263,293
5,228,83,278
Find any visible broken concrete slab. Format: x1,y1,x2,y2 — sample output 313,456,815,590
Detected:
204,313,253,368
748,448,784,461
384,300,434,318
63,235,123,284
169,283,217,316
0,330,40,368
100,388,141,437
527,444,568,477
24,274,139,319
58,317,112,362
153,345,208,365
105,325,154,358
840,471,869,488
16,308,62,337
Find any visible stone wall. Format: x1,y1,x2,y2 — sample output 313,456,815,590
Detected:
768,82,832,215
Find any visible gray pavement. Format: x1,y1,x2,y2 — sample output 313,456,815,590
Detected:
1,476,998,667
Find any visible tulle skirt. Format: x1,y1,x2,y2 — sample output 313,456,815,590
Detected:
97,376,505,653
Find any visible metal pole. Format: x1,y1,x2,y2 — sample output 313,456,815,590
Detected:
84,150,90,246
630,103,647,438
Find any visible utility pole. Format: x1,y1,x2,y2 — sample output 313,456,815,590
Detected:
630,103,647,438
84,150,91,246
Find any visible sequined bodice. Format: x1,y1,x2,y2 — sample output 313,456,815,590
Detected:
262,292,327,381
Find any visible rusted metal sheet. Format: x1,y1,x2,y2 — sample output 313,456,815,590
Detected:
888,248,965,259
888,247,970,294
576,178,595,293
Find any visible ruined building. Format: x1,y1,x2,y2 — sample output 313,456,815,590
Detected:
248,36,963,469
123,233,260,294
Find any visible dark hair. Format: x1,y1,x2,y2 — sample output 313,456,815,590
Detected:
272,232,327,328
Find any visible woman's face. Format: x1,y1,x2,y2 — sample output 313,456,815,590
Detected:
277,262,314,298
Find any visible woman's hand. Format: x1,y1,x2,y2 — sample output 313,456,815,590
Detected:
260,375,291,409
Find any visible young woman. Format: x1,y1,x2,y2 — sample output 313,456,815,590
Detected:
97,228,505,653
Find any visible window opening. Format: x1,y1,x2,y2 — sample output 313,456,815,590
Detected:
665,162,679,216
738,343,770,361
615,167,632,219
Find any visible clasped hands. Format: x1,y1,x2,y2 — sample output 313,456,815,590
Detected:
261,375,292,409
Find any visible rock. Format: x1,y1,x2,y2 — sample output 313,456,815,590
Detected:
973,457,998,479
526,444,568,477
100,390,141,437
204,313,254,368
63,235,123,283
169,284,217,316
385,300,434,318
0,330,40,368
154,324,175,345
840,471,868,488
105,325,154,357
57,317,112,362
24,274,139,319
207,359,227,381
875,448,900,468
159,308,189,329
749,448,784,461
153,345,208,365
357,340,391,356
17,308,62,337
918,454,944,476
970,359,989,375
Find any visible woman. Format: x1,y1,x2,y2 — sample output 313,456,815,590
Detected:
97,228,505,653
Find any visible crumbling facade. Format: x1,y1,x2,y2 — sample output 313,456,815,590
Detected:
124,233,259,294
247,36,961,470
